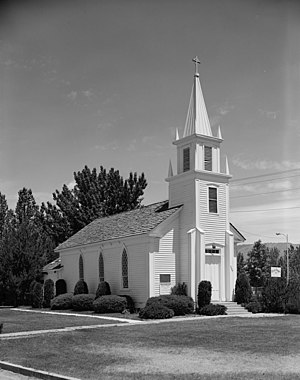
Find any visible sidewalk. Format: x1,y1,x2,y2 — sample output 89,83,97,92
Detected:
0,369,36,380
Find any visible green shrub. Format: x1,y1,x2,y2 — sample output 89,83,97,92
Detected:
50,293,73,310
93,295,127,314
262,278,287,313
55,279,67,296
199,304,227,316
74,279,89,295
285,277,300,314
197,281,212,309
28,280,38,306
234,273,252,304
146,295,194,316
72,294,95,311
118,295,135,313
245,300,263,314
285,303,300,314
43,279,55,308
95,281,111,299
171,282,188,296
32,282,43,308
139,304,174,319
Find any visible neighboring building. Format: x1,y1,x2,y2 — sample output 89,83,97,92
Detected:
52,59,245,308
42,258,64,284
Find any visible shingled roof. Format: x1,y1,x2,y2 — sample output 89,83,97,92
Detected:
55,201,182,251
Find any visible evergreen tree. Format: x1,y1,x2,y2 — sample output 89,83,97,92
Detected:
0,189,49,305
0,192,8,240
246,240,269,288
237,252,246,276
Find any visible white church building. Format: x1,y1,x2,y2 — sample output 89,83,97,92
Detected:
49,59,245,308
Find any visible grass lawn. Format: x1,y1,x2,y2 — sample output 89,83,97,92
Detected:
0,308,127,333
0,314,299,379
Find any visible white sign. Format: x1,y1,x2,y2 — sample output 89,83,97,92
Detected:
271,267,281,277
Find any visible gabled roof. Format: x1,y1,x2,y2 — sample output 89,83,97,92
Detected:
230,223,246,243
42,258,63,272
55,201,182,251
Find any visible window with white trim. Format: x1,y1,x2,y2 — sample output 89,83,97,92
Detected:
205,248,220,254
99,251,104,282
121,249,128,288
79,254,84,280
204,146,212,171
160,274,171,283
183,147,190,172
208,187,218,213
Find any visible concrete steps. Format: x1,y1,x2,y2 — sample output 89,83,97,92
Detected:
212,301,252,316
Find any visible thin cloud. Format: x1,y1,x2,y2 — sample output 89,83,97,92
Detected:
92,141,119,151
67,90,78,101
232,157,300,171
259,108,278,120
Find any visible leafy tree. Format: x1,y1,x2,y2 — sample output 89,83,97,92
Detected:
51,166,147,236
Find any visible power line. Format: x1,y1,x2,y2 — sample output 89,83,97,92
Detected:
230,173,300,187
231,205,300,213
230,168,300,183
231,186,300,199
235,228,277,240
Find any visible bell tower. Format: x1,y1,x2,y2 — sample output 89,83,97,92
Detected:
166,58,235,302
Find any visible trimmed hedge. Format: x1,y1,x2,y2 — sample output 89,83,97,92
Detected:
95,281,111,299
118,295,135,313
245,300,263,314
74,279,89,295
197,281,212,309
93,295,127,314
72,294,95,311
32,282,43,308
55,279,67,296
146,295,194,316
50,293,73,310
171,282,188,296
199,304,227,316
139,304,174,320
43,279,55,308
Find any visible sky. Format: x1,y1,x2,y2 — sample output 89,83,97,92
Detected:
0,0,300,245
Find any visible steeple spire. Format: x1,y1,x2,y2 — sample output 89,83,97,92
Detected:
183,57,212,138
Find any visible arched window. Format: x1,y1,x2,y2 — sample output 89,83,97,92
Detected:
79,254,84,280
122,249,128,288
99,251,104,282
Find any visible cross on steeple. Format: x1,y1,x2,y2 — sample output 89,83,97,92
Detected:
192,56,201,75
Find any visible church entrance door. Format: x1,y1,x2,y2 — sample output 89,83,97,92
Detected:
204,253,221,301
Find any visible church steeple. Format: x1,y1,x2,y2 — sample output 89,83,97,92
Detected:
183,57,212,137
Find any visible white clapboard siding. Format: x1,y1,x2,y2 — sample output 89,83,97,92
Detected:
149,253,176,297
199,181,227,245
154,253,176,296
159,228,174,253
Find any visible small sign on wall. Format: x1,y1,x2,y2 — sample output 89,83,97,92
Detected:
159,274,171,295
271,267,281,277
